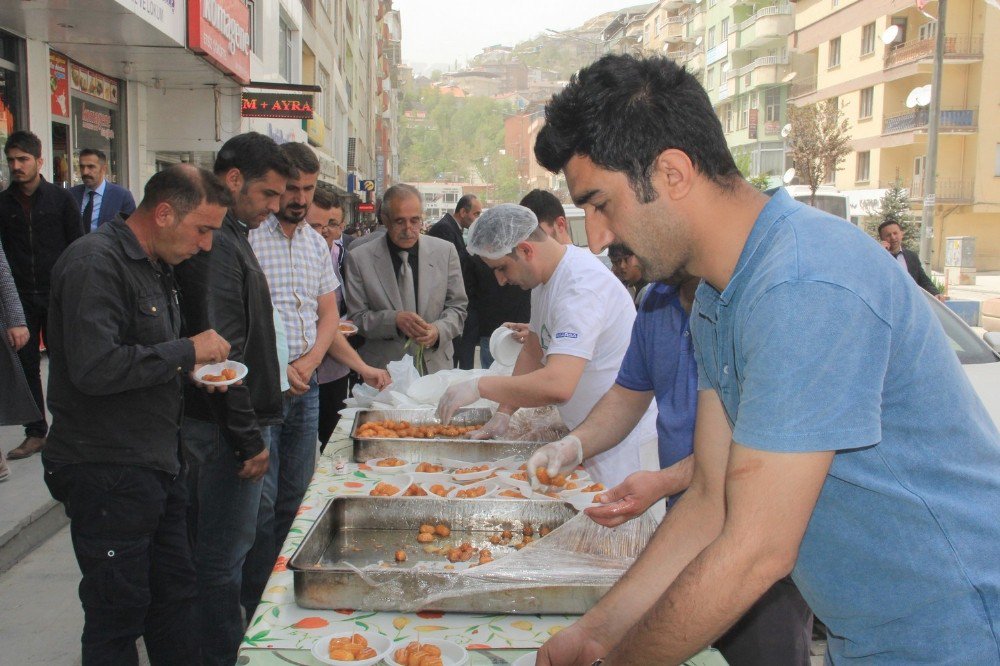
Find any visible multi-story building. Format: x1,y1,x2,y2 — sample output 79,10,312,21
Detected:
789,0,999,271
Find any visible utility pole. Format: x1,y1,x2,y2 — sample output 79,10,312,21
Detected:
919,0,947,268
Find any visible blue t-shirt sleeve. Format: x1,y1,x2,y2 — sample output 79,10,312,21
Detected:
616,310,654,392
733,280,889,453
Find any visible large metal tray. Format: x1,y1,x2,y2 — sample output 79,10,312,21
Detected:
351,408,547,463
290,496,608,614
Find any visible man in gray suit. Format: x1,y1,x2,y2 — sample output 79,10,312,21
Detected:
344,184,467,374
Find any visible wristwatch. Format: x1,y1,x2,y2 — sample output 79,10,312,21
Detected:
591,660,604,666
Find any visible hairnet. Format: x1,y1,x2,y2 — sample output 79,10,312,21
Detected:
467,204,539,260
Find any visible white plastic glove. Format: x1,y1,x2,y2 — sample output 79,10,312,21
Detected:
528,435,584,489
468,411,511,440
436,378,480,424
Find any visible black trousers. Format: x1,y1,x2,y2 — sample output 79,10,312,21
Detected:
716,576,814,666
43,459,199,666
318,374,351,447
16,295,48,436
453,309,479,370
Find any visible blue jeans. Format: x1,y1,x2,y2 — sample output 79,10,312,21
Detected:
182,418,265,666
241,380,319,616
479,336,495,368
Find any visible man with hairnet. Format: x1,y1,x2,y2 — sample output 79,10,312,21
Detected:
436,204,658,487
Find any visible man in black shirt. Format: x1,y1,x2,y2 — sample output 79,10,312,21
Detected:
0,130,82,460
42,165,232,665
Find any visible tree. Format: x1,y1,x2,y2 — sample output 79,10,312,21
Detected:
864,173,920,252
786,99,852,205
731,146,772,191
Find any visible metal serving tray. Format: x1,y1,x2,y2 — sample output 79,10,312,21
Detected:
289,496,608,614
351,408,548,464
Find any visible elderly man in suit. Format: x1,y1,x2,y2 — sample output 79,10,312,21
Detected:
70,148,137,233
344,184,467,374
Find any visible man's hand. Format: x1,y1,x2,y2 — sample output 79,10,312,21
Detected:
468,411,511,440
585,470,669,527
190,329,231,364
528,435,584,488
880,240,891,251
414,322,439,348
291,354,320,386
396,311,429,339
189,368,239,394
6,326,29,351
936,293,947,302
286,365,310,396
436,378,481,424
238,446,269,481
503,321,530,344
361,366,392,390
537,621,609,666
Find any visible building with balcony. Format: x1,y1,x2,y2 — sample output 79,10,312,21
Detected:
789,0,999,271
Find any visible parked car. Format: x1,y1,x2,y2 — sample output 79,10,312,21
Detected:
925,291,1000,427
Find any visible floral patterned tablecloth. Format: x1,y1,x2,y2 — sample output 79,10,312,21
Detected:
237,420,727,666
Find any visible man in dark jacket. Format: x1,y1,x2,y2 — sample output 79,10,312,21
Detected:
173,132,291,665
0,130,81,460
427,194,482,368
42,164,232,665
878,220,944,299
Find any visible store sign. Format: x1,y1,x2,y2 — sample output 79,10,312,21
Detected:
748,109,759,140
114,0,186,46
188,0,251,84
70,63,120,106
49,52,70,118
241,92,314,120
305,118,325,147
79,103,115,140
358,202,376,213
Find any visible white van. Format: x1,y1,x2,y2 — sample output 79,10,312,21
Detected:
563,204,613,269
765,185,849,221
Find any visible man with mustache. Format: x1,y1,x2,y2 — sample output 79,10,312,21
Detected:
70,147,136,232
0,130,81,462
344,183,467,374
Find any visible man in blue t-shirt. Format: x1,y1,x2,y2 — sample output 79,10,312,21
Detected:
531,54,1000,666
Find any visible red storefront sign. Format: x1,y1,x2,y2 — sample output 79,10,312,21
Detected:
187,0,251,85
49,52,70,118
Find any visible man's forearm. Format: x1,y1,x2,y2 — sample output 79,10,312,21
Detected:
574,482,726,649
308,295,339,365
493,335,544,414
326,333,372,374
572,384,652,459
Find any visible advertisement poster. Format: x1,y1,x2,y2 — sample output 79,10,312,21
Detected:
69,62,119,106
49,52,69,118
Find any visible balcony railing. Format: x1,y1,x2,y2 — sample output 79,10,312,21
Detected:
665,16,686,24
884,34,983,69
882,108,978,134
908,178,974,204
729,54,789,79
728,3,792,36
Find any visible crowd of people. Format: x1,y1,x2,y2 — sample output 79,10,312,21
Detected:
1,51,999,666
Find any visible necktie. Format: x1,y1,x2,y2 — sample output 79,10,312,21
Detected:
333,241,343,272
82,190,95,231
398,250,416,313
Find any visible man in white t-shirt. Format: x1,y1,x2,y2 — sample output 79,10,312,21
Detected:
437,204,658,486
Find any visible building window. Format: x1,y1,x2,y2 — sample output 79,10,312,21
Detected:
719,64,726,87
765,87,781,122
861,23,876,56
918,21,937,41
724,104,733,132
859,87,874,119
707,66,715,89
278,16,294,81
828,37,841,68
996,144,1000,176
318,65,332,127
721,17,730,38
708,27,716,49
890,17,907,44
856,151,870,182
655,16,661,34
738,95,749,129
246,0,261,55
708,0,717,7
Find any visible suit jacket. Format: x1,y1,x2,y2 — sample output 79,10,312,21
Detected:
897,248,939,295
71,180,137,233
344,234,467,373
427,213,476,294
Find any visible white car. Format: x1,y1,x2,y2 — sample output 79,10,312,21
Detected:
925,291,1000,427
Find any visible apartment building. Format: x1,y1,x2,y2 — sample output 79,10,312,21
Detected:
789,0,1000,271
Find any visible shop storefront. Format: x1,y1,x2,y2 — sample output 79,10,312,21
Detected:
0,29,26,187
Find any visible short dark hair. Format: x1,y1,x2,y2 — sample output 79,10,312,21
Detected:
139,164,233,220
78,148,107,164
519,189,565,224
311,187,341,211
878,220,902,237
280,141,320,178
381,183,422,222
455,194,478,214
213,132,293,182
535,54,740,202
4,131,42,159
607,243,634,261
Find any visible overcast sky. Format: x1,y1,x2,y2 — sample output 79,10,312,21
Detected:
394,0,636,71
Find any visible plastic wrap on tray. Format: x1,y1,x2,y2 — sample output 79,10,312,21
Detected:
505,406,570,442
339,510,658,612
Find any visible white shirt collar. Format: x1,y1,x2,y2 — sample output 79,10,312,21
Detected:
87,179,108,196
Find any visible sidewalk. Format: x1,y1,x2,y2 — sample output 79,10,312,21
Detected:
0,359,64,575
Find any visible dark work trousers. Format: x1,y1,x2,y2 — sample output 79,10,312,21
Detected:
43,459,199,666
318,374,351,449
715,576,814,666
452,309,479,370
17,294,49,437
